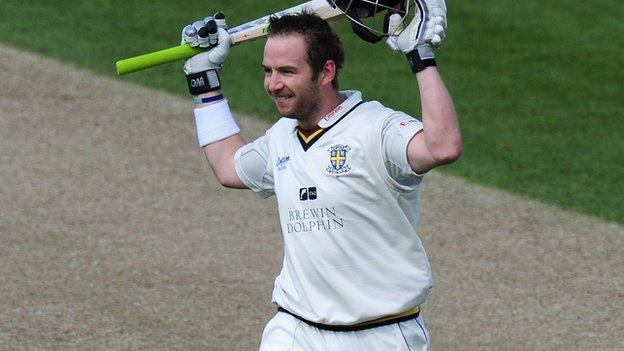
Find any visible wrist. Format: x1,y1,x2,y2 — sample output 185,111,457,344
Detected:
405,49,437,74
186,68,221,95
194,99,240,147
416,44,435,61
193,92,224,105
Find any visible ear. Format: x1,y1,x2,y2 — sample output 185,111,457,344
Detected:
319,60,337,87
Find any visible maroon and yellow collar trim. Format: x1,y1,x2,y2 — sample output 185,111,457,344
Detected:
297,127,324,142
296,126,326,151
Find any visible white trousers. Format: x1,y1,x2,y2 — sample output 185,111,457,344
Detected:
258,310,430,351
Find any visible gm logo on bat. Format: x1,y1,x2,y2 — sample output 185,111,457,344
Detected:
299,187,317,201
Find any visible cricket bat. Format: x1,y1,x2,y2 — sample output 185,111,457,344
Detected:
115,0,344,75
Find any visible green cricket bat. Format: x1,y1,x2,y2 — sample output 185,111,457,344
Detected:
115,0,343,75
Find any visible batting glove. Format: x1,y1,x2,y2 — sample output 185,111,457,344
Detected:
386,0,446,73
181,12,231,95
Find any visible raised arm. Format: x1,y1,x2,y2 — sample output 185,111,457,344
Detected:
181,13,247,188
408,67,461,173
386,0,461,174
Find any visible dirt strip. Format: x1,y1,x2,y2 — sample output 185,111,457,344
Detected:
1,44,622,350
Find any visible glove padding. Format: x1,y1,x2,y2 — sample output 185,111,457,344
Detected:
386,0,447,59
182,13,231,75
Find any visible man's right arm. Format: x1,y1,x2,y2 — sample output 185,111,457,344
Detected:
200,117,247,188
182,14,247,189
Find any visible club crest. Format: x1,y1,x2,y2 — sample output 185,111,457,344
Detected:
326,144,351,174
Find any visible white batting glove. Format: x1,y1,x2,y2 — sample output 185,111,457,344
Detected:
386,0,447,60
182,12,231,74
181,12,231,95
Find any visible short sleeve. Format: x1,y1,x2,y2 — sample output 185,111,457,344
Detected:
381,113,425,186
234,129,275,198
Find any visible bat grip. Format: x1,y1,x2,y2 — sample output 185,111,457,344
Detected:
115,44,203,75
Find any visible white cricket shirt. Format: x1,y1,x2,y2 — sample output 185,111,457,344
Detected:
234,91,432,325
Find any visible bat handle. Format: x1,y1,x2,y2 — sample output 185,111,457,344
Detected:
115,44,203,75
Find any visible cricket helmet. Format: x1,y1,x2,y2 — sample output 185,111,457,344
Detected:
329,0,414,43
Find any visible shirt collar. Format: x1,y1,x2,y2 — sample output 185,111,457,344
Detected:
317,90,363,129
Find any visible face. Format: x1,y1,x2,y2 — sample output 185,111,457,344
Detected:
262,34,321,124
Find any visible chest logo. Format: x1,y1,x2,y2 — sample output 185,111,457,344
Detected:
326,144,351,174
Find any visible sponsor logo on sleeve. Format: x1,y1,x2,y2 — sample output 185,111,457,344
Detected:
399,119,418,127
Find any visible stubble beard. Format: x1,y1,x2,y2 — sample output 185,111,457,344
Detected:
284,80,321,127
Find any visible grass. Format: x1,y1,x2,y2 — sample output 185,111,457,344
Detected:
0,0,622,224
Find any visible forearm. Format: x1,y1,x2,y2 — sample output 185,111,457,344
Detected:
194,92,247,188
202,132,247,188
416,67,462,163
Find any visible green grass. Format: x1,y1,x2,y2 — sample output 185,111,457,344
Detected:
1,1,622,224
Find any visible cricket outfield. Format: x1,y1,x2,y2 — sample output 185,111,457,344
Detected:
1,45,622,350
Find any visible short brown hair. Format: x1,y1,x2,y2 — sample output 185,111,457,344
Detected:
268,12,345,88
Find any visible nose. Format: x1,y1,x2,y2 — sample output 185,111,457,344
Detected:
265,72,284,93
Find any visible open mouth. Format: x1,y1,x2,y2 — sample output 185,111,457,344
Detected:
273,95,292,106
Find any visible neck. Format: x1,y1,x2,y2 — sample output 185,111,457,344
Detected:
298,89,345,129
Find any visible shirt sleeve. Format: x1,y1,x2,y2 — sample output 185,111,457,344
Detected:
381,113,425,186
234,129,275,198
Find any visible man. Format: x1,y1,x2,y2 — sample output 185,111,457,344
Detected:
181,0,460,349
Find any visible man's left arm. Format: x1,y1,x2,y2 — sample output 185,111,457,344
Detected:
407,67,461,174
386,0,461,174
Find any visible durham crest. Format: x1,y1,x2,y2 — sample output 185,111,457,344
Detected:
326,144,351,174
